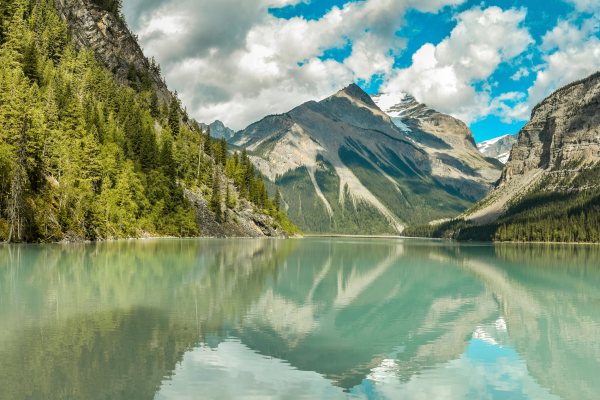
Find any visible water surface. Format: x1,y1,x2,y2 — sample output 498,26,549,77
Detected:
1,238,599,399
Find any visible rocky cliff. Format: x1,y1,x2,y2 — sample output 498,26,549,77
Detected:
468,71,600,223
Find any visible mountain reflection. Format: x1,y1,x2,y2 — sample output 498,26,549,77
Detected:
0,239,599,399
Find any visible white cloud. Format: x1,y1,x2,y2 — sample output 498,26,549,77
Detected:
564,0,600,13
382,6,533,124
124,0,466,129
527,17,600,108
487,92,530,123
511,67,530,81
344,33,397,81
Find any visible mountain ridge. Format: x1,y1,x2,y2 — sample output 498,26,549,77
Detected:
231,84,502,234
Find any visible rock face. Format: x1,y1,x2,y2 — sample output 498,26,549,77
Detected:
232,85,502,234
208,120,235,140
53,0,171,102
372,92,502,198
184,190,284,237
477,134,518,163
468,71,600,223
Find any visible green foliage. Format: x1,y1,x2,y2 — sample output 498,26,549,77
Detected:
0,0,199,242
167,96,180,137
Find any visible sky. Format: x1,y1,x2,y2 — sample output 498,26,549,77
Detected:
122,0,600,142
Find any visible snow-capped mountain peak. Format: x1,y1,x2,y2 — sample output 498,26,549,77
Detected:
477,134,518,164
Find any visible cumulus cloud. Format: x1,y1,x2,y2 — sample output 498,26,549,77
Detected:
527,17,600,107
564,0,600,13
124,0,465,129
382,6,534,124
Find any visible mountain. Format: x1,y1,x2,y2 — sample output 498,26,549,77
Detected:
0,0,294,242
409,71,600,242
207,120,235,140
231,84,502,234
477,134,518,163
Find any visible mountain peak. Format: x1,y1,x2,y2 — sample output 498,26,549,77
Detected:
333,83,379,109
209,120,235,140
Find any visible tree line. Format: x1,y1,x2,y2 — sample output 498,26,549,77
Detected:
404,165,600,243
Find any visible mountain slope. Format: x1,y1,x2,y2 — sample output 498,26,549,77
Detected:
232,85,502,234
410,72,600,242
206,120,235,140
54,0,171,102
477,134,518,163
0,0,293,242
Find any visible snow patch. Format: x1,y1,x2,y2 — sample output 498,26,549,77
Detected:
391,118,412,133
372,92,410,117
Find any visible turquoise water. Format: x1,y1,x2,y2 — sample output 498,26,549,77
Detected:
0,238,599,399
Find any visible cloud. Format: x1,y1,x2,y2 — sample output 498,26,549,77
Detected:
511,67,530,81
382,6,534,124
124,0,465,130
527,16,600,108
564,0,600,13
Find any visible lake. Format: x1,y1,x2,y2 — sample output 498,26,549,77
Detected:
0,238,599,399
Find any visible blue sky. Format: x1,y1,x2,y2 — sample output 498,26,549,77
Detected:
124,0,600,142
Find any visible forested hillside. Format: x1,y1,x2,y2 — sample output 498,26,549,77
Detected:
0,0,294,242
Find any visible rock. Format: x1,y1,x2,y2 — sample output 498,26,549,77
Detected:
184,189,284,238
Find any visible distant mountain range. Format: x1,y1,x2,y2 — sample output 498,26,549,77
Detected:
230,84,502,234
201,120,235,140
477,134,518,163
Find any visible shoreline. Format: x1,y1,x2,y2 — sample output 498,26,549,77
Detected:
2,234,599,245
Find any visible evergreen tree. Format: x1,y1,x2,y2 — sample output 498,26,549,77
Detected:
274,189,281,212
160,133,177,180
149,91,159,118
168,96,180,137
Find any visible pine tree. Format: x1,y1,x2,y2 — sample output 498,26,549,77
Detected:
203,126,211,155
274,189,281,212
149,91,159,118
7,114,29,242
160,133,177,180
168,96,180,137
218,138,227,166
